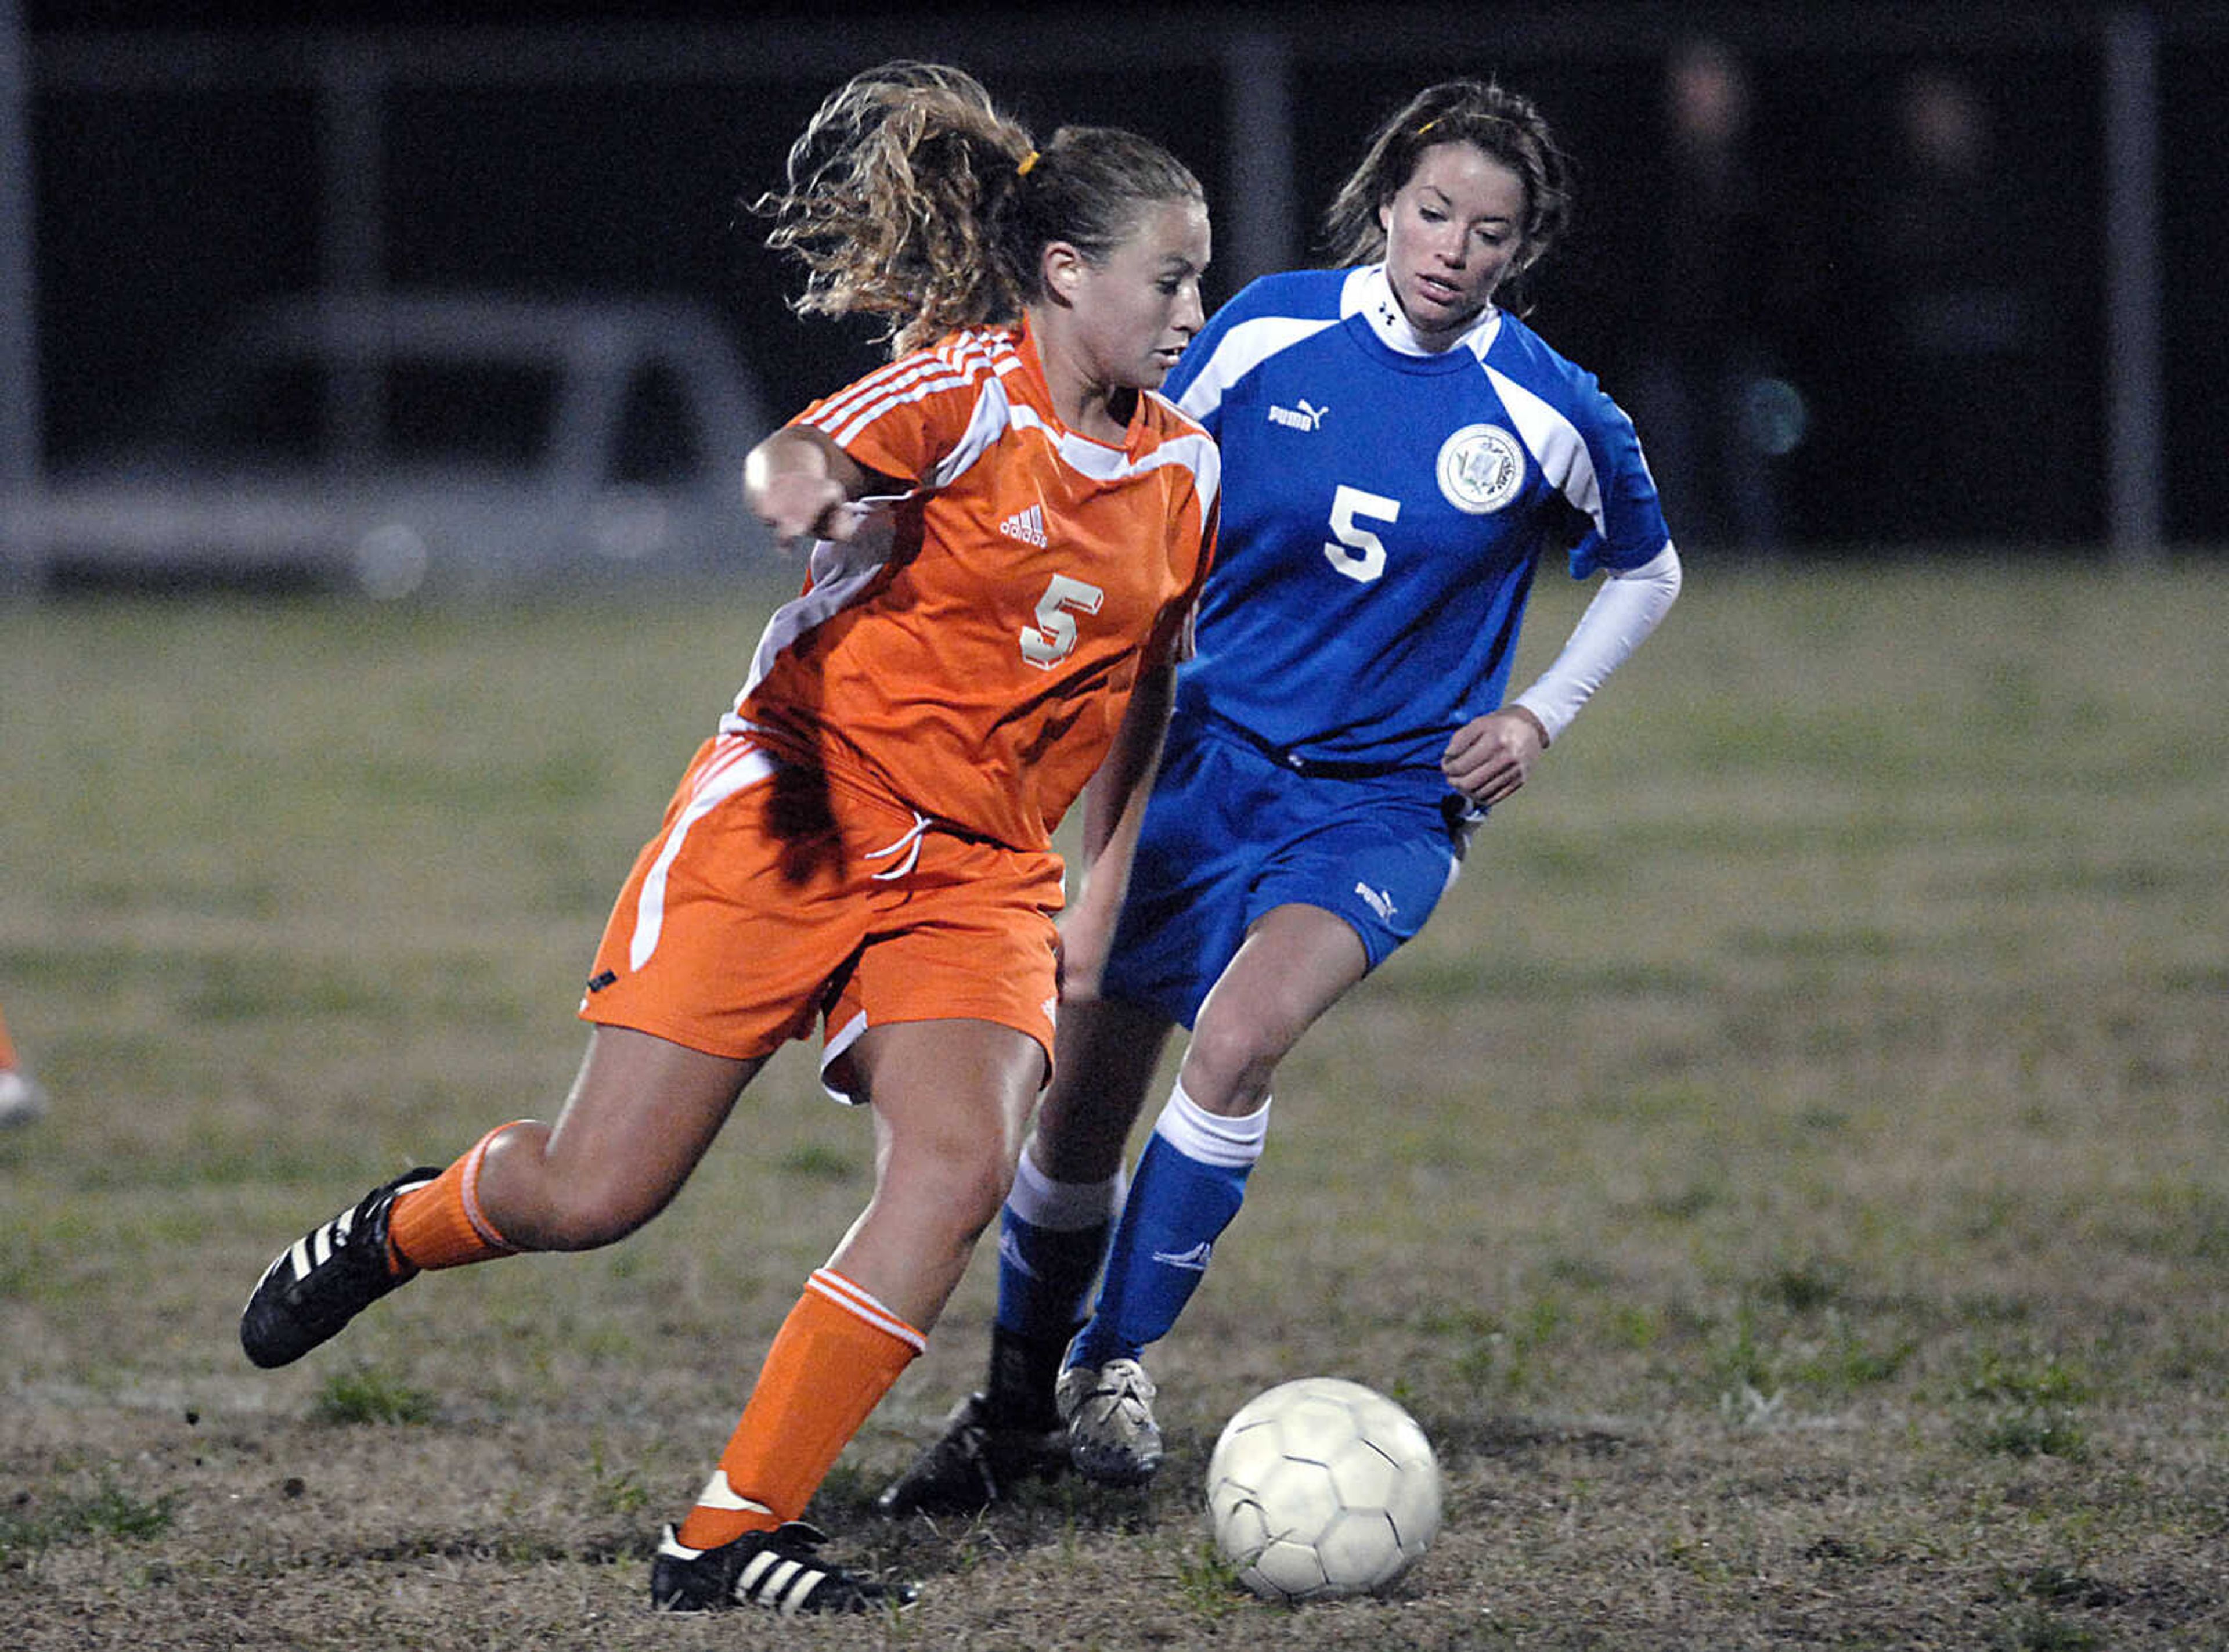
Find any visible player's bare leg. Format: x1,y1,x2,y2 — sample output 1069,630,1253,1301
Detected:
1031,994,1176,1182
1176,902,1369,1116
474,1027,762,1250
1061,903,1369,1483
663,1016,1043,1590
875,999,1169,1515
826,1016,1046,1328
240,1027,760,1368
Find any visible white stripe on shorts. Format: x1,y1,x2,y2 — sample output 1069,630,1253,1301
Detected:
629,739,777,972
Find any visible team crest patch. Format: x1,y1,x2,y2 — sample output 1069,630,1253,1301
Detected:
1435,424,1525,514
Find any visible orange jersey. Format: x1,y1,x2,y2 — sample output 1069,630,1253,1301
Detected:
723,322,1218,853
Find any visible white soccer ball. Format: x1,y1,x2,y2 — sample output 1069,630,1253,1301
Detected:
1204,1376,1442,1603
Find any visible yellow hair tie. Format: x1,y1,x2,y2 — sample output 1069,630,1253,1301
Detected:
1017,150,1040,178
1416,118,1441,139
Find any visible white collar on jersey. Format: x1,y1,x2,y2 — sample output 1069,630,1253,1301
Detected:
1348,264,1501,359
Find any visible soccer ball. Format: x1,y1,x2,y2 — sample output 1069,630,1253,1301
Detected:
1204,1376,1442,1603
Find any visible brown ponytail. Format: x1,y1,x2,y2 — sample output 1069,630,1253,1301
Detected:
755,62,1202,356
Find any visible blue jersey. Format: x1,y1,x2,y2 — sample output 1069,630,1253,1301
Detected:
1163,265,1669,784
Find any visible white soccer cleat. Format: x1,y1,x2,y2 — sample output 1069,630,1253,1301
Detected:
1058,1357,1164,1486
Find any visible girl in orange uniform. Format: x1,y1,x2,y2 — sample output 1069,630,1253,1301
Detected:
240,62,1214,1617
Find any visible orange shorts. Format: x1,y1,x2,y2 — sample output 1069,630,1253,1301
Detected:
580,734,1063,1090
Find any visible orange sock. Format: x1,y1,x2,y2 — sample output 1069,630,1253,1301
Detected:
674,1269,925,1550
387,1122,526,1272
0,1004,19,1070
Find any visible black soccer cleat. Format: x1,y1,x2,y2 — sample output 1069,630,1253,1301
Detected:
239,1167,441,1368
874,1391,1071,1518
648,1521,919,1615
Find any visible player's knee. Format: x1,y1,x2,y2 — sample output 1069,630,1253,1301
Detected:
950,1145,1018,1242
1181,1018,1285,1112
894,1128,1015,1244
543,1185,663,1249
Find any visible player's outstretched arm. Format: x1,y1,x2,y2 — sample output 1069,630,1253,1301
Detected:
1505,544,1683,746
744,425,897,551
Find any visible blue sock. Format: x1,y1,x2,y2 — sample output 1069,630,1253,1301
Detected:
988,1152,1123,1423
1069,1081,1269,1369
996,1150,1124,1339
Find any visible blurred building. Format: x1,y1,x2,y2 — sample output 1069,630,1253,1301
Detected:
4,4,2212,560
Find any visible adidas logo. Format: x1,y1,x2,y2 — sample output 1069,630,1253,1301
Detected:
1000,504,1048,547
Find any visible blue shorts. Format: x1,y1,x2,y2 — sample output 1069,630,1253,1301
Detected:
1098,710,1467,1029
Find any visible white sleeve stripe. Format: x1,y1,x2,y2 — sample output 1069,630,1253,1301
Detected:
970,403,1220,517
1510,543,1681,745
818,366,978,449
727,539,892,706
806,349,967,430
1131,430,1221,520
1075,416,1217,517
926,377,1016,488
796,344,1218,526
805,334,1006,443
1175,313,1341,424
1485,363,1603,528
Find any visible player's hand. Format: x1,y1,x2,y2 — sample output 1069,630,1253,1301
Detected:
753,471,859,552
1054,893,1120,1001
1441,706,1547,809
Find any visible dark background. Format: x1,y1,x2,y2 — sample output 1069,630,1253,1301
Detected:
19,2,2225,554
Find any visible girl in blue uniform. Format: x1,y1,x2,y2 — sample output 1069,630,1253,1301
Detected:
882,77,1683,1511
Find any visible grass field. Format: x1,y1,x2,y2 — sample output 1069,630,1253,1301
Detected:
2,560,2225,1650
